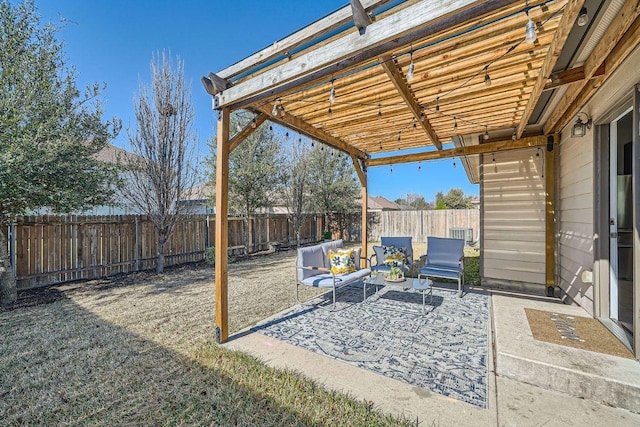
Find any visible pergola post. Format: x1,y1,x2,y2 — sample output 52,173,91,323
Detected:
215,107,230,343
352,155,368,267
545,134,556,297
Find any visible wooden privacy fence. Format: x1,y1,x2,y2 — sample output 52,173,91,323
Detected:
7,214,323,290
368,209,479,243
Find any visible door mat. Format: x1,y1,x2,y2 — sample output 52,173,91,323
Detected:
524,308,634,359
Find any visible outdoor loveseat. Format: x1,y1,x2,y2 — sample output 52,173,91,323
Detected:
418,236,465,297
295,239,371,309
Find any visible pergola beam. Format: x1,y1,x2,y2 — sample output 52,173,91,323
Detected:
216,0,393,81
380,56,442,149
215,0,516,110
349,4,442,150
517,0,585,138
544,0,640,134
366,135,550,166
543,64,605,91
229,113,268,152
251,103,368,159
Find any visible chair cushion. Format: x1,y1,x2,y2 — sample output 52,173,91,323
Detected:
300,269,370,288
426,237,464,269
328,248,356,275
420,266,461,280
297,245,325,280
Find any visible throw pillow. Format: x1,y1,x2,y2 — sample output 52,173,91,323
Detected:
383,245,407,269
329,248,356,275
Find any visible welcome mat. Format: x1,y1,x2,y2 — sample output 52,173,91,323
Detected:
524,308,634,359
253,284,489,408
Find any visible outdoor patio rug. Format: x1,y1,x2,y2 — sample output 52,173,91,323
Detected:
524,308,634,359
253,284,489,408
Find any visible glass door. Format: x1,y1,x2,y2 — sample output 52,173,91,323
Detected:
609,108,634,333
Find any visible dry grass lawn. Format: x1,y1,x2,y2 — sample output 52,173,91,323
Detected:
0,241,479,426
0,247,411,426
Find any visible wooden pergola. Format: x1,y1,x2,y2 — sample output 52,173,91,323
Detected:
202,0,640,343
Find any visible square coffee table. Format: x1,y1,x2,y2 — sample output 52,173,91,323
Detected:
363,274,433,313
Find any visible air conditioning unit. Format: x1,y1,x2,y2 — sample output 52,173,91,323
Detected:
449,227,473,244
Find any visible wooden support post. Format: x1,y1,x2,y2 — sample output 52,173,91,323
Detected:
361,166,368,268
215,107,230,343
545,135,556,297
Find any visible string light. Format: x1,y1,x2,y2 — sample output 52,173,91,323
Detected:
453,158,457,168
285,131,289,138
328,107,333,117
492,152,496,162
279,99,286,117
577,7,589,27
536,147,540,157
413,119,417,129
525,6,537,44
484,126,489,140
378,104,382,118
435,97,440,112
418,163,422,172
484,67,492,87
329,79,336,105
512,127,517,140
406,49,415,82
454,117,458,130
311,140,315,147
397,132,401,142
269,125,273,131
251,118,257,128
271,101,279,116
390,165,393,174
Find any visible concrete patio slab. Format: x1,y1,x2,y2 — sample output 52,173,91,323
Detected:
492,290,640,414
223,287,640,426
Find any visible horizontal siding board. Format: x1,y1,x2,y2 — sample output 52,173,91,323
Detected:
483,267,545,284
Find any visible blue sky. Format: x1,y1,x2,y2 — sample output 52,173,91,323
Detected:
35,0,478,203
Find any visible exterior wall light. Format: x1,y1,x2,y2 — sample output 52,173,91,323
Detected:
571,112,592,138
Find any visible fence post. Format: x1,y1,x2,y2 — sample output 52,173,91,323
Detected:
8,222,16,276
206,215,210,248
134,217,140,272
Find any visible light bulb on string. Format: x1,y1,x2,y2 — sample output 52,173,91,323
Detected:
536,147,540,157
418,163,422,172
413,119,417,129
378,104,382,119
577,7,589,27
492,152,496,162
454,117,458,130
397,132,401,143
453,158,457,168
525,11,537,44
271,101,279,116
435,97,440,113
328,79,336,105
269,125,273,131
328,107,333,117
311,140,315,147
512,127,517,140
251,118,257,128
285,131,289,138
406,50,415,82
484,68,492,87
390,165,393,174
279,101,286,117
484,126,489,140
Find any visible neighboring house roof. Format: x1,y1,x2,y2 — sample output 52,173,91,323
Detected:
368,196,401,211
94,144,139,165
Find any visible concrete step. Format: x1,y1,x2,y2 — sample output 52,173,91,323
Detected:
491,291,640,414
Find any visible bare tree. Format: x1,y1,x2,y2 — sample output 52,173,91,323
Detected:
207,113,284,252
282,141,312,248
121,51,199,273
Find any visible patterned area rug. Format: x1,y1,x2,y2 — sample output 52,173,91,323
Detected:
253,283,489,408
